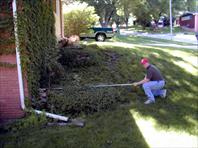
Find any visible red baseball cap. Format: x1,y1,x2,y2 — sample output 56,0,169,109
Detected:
140,58,149,65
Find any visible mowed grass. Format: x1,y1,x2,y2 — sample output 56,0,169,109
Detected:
0,109,149,148
1,36,197,148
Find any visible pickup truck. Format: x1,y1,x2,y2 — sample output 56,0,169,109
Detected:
80,27,117,42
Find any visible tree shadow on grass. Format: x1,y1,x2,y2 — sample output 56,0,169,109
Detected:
128,46,198,135
0,109,149,148
87,43,198,135
83,43,197,136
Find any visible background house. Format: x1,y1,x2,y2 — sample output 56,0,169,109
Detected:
179,12,198,32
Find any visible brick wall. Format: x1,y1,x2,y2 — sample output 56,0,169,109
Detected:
0,1,28,122
0,54,28,121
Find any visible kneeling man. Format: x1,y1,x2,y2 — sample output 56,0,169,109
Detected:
133,58,167,104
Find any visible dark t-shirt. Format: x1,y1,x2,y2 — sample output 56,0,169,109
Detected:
146,65,164,81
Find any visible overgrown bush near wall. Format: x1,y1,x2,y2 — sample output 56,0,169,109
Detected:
17,0,60,100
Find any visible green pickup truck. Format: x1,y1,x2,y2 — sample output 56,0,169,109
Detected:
80,27,117,42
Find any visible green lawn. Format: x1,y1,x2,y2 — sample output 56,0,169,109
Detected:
114,35,196,46
1,36,197,148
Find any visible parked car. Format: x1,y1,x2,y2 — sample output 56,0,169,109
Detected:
80,27,117,42
158,20,164,28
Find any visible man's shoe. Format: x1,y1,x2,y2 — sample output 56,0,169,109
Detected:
144,100,155,104
161,89,167,98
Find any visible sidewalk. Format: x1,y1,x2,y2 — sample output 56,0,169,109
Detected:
144,43,197,50
120,30,198,45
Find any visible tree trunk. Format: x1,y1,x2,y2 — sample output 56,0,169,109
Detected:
125,18,129,29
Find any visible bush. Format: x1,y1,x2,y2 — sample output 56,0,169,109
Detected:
45,72,126,116
18,1,59,98
58,47,98,69
47,86,121,116
64,3,99,36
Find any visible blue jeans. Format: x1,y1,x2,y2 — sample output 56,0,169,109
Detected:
142,80,165,101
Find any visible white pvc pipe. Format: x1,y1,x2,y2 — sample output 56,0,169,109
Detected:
12,0,25,110
34,110,69,122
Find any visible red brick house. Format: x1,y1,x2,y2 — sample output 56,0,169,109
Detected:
0,0,64,122
0,55,28,120
179,12,198,32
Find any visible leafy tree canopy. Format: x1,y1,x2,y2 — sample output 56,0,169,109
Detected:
77,0,197,28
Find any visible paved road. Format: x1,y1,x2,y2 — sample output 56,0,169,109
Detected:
120,30,198,45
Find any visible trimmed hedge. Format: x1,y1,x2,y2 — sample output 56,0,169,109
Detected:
47,86,121,116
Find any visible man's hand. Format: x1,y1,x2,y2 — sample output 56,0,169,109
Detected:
132,78,149,87
132,82,139,86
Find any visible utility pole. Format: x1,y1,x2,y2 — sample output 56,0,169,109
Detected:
169,0,173,40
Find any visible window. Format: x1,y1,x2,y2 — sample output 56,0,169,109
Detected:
181,15,192,21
